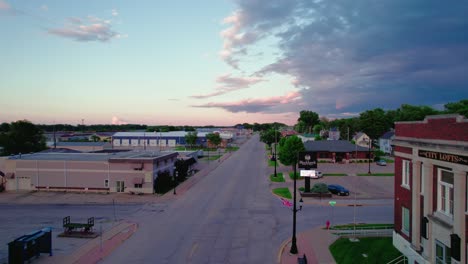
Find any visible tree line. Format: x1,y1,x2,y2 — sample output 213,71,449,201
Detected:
260,100,467,142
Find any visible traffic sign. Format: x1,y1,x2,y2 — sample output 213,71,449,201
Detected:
329,201,336,207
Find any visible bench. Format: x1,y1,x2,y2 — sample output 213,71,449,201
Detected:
63,216,94,233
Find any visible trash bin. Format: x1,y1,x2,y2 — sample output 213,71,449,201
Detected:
8,228,52,264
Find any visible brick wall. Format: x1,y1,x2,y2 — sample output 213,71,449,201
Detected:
396,116,468,141
395,146,412,154
394,156,412,241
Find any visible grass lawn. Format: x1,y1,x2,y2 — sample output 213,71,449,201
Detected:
226,146,239,151
324,173,347,176
268,160,277,167
383,158,395,163
357,173,394,176
330,237,402,264
332,223,394,230
270,173,285,182
289,172,304,180
272,187,292,199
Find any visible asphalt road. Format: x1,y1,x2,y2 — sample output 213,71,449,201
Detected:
102,134,394,264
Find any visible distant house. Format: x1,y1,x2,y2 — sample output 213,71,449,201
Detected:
281,130,298,137
379,130,394,155
304,140,370,163
298,133,315,143
352,132,370,148
328,127,340,140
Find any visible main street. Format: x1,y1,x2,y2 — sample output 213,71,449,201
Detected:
102,134,394,264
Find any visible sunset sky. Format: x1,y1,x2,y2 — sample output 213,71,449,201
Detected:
1,1,467,126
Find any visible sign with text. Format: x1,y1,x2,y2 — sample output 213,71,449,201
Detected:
298,151,317,169
418,150,468,166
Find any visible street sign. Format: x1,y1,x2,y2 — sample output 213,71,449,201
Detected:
298,151,317,169
329,201,336,207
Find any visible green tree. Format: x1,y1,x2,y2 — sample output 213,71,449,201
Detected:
444,99,468,117
278,135,305,168
174,159,189,182
359,108,391,140
0,120,46,155
393,104,440,122
296,110,320,133
206,133,222,149
185,131,198,149
313,124,323,135
90,135,100,142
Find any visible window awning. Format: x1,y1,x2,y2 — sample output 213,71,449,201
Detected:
132,177,144,184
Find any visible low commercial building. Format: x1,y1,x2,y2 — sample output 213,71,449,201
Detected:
304,140,370,163
2,150,179,194
392,114,468,264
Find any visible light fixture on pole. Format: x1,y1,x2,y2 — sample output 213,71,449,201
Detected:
173,167,177,195
290,161,303,254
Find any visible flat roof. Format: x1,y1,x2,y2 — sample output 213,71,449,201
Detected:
8,150,177,162
113,131,210,138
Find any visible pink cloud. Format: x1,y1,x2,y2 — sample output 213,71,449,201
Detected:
111,116,128,125
192,91,301,113
191,74,264,99
0,0,11,11
48,16,121,42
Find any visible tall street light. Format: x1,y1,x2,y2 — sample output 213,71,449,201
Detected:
173,169,178,195
290,161,303,254
367,138,372,174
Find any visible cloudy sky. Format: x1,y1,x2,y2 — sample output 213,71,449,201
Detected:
1,0,467,126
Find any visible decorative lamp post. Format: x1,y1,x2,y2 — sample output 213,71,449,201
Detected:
290,161,303,254
173,168,178,195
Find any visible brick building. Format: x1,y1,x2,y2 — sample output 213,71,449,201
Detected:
393,115,468,263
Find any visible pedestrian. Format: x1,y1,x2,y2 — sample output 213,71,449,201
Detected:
326,220,330,229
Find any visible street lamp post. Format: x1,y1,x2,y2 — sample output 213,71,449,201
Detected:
173,170,178,195
290,161,303,254
368,138,371,174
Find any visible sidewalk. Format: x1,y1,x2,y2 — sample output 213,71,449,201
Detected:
279,226,339,264
35,221,137,264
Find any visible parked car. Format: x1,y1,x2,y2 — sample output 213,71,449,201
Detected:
313,171,323,179
376,160,387,166
328,184,350,196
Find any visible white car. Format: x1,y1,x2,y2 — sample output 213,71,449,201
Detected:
311,171,323,179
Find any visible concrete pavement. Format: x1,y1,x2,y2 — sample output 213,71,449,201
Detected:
35,221,137,264
279,226,338,264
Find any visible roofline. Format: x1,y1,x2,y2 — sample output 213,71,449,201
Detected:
394,114,467,125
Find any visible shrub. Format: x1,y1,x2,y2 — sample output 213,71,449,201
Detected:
311,183,329,193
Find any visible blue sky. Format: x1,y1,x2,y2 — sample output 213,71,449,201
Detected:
1,1,467,126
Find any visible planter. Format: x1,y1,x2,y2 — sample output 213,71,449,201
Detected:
300,191,332,198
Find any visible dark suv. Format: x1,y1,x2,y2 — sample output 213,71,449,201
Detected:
328,184,350,196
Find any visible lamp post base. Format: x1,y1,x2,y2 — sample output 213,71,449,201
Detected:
290,238,298,254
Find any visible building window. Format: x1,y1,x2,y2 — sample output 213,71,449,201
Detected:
134,184,142,188
435,240,451,264
104,179,109,188
438,168,454,217
402,160,410,189
402,207,410,236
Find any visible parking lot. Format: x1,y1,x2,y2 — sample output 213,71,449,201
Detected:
273,162,395,200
